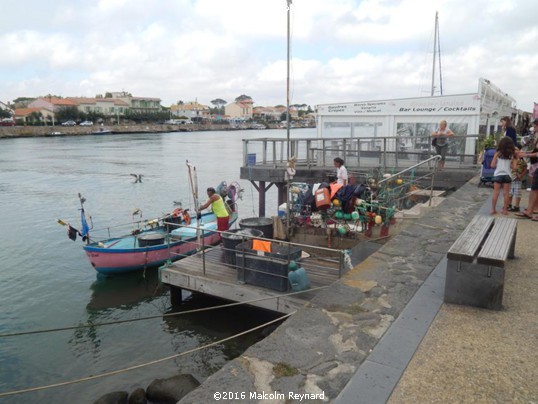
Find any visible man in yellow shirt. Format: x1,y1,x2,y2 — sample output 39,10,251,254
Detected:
198,187,230,233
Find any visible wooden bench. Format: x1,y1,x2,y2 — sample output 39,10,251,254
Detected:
444,215,517,310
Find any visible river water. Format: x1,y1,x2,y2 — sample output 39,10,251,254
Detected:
0,128,315,403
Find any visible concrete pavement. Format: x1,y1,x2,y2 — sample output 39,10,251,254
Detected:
388,192,538,403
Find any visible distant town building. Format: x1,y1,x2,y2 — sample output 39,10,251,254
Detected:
253,106,285,121
109,91,162,113
28,97,77,112
225,98,254,120
14,107,54,124
171,101,210,120
68,97,129,116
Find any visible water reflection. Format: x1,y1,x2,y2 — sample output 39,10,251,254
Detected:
87,270,168,311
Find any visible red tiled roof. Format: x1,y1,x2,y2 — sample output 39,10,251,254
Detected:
14,108,43,117
43,97,77,106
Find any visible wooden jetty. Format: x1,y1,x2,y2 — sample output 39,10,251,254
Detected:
160,246,343,314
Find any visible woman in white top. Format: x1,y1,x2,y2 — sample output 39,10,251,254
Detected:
333,157,348,186
490,137,517,215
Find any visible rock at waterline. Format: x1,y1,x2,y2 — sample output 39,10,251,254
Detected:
93,391,128,404
128,388,147,404
146,374,200,403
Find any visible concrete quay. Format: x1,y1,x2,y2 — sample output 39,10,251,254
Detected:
179,176,524,403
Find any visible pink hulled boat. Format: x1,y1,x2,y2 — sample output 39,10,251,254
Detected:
82,211,237,275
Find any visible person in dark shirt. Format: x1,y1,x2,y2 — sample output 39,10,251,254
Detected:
500,116,518,147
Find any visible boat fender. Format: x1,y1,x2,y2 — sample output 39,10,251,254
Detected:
172,208,183,218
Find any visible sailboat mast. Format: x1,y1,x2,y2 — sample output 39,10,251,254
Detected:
431,11,438,96
286,0,292,159
437,14,443,95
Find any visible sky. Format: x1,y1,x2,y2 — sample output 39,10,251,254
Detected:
0,0,536,111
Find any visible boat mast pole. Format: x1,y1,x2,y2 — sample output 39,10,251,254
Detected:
286,0,292,241
286,0,292,158
430,11,438,96
437,13,443,95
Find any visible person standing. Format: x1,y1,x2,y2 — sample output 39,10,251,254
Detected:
432,119,455,170
197,187,230,233
500,116,518,147
508,150,527,212
516,119,538,220
333,157,348,185
490,137,517,215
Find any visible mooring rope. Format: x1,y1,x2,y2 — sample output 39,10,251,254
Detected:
0,311,295,398
0,286,327,338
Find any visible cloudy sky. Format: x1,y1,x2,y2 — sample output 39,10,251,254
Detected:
0,0,536,110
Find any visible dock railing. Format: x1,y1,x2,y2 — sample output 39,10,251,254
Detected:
164,224,348,290
243,134,481,170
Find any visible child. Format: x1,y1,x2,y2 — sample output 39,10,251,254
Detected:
508,150,527,212
490,137,517,215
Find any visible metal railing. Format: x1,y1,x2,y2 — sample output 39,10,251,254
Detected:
243,134,481,170
163,222,348,287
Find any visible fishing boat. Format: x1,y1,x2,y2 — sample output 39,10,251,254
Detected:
82,210,238,275
60,162,243,275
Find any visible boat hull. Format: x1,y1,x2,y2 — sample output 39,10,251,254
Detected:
84,214,236,275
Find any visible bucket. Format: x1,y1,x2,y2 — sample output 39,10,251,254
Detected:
138,233,165,247
222,228,264,265
239,217,274,239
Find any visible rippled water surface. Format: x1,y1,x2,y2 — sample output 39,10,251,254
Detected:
0,128,314,403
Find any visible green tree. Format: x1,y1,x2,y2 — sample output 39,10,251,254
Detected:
55,106,81,122
211,98,227,115
235,95,252,103
0,108,11,119
28,111,43,126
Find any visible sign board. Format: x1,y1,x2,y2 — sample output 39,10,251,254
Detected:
318,94,480,116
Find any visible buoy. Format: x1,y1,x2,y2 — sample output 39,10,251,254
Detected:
396,178,403,185
335,211,343,219
337,225,347,235
332,199,340,206
351,211,359,220
375,215,383,225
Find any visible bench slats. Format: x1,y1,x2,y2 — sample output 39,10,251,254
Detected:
477,217,517,267
447,215,494,262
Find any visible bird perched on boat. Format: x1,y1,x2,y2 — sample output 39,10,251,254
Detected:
130,174,143,183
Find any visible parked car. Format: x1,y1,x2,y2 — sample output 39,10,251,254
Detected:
61,120,77,127
0,118,16,126
79,121,93,126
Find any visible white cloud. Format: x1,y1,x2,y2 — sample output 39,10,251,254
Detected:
0,0,536,111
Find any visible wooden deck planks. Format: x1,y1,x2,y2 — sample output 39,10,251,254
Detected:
161,247,342,312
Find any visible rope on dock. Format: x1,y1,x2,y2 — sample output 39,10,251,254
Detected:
0,286,328,338
0,311,295,398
